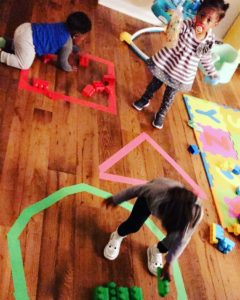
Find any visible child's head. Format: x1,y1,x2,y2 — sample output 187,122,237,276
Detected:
66,11,92,37
158,187,200,234
195,0,229,35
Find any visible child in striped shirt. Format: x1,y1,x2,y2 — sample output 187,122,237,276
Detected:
132,0,229,129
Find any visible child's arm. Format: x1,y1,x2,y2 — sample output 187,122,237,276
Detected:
199,45,218,79
110,184,146,205
57,37,73,72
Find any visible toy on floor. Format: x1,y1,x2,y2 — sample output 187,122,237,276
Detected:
157,267,170,297
93,282,144,300
227,223,240,236
209,223,235,254
188,144,200,155
151,0,201,25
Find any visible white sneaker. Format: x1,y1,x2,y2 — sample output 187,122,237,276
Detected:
147,244,163,276
103,231,125,260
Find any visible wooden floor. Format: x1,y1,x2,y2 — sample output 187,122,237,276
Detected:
0,1,240,299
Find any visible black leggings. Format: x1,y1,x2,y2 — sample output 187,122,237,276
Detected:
141,76,178,117
117,197,168,253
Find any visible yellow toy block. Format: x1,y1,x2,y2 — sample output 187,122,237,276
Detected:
210,224,218,244
120,32,132,44
227,224,240,236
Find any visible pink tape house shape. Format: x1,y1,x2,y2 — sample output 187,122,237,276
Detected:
99,132,206,199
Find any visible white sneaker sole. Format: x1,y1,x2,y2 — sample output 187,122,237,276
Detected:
152,120,163,129
132,101,150,111
147,247,158,276
103,246,118,260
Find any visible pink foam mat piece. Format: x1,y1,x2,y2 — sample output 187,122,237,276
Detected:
99,132,206,199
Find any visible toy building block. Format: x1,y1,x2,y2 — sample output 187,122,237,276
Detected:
188,144,200,155
228,224,240,236
103,74,115,85
93,286,109,300
82,84,95,97
33,78,49,90
210,223,218,244
117,287,130,300
93,81,105,92
157,267,170,297
232,165,240,175
79,55,89,67
216,237,235,254
106,282,117,299
42,54,55,64
129,287,143,300
236,187,240,195
104,85,113,95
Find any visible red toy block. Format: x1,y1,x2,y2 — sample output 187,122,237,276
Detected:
42,54,55,64
104,85,113,95
103,74,115,84
79,55,89,67
93,81,105,92
82,84,95,97
33,79,49,90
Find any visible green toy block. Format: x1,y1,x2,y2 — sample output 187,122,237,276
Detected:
117,287,130,300
129,286,144,300
93,286,109,300
157,267,170,297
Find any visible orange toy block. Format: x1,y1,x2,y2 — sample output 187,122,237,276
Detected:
82,84,95,97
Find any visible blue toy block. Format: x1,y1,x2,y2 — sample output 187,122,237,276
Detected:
188,144,200,155
216,237,235,254
215,224,224,241
232,165,240,175
236,187,240,196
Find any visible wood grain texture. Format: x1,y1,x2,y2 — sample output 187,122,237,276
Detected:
0,1,240,299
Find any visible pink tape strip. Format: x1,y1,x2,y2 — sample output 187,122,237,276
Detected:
18,54,117,115
99,132,206,199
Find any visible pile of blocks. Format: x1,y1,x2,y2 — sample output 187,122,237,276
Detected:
210,223,235,254
93,282,144,300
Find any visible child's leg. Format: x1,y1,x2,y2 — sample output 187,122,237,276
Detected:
104,196,151,260
132,76,163,111
152,85,178,129
0,23,35,69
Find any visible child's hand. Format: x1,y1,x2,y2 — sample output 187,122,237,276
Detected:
161,262,172,281
102,197,118,209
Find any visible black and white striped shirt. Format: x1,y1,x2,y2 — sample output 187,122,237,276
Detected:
151,19,217,89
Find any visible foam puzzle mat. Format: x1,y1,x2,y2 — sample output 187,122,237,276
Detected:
184,95,240,228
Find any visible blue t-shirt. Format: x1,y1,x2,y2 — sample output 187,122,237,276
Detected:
31,22,70,56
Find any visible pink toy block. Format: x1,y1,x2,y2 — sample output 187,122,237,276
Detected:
103,74,115,84
33,79,49,90
79,55,89,67
93,81,105,92
82,84,95,97
42,54,55,64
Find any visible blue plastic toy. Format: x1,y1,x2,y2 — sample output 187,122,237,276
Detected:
188,144,200,155
217,237,235,254
151,0,202,25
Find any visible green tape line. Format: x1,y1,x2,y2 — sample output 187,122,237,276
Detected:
8,184,187,300
121,202,187,300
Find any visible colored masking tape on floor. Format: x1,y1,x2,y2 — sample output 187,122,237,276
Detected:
7,184,111,300
8,184,187,300
121,202,187,300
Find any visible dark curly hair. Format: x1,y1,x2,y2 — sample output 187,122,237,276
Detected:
198,0,229,20
66,11,92,35
157,187,201,233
